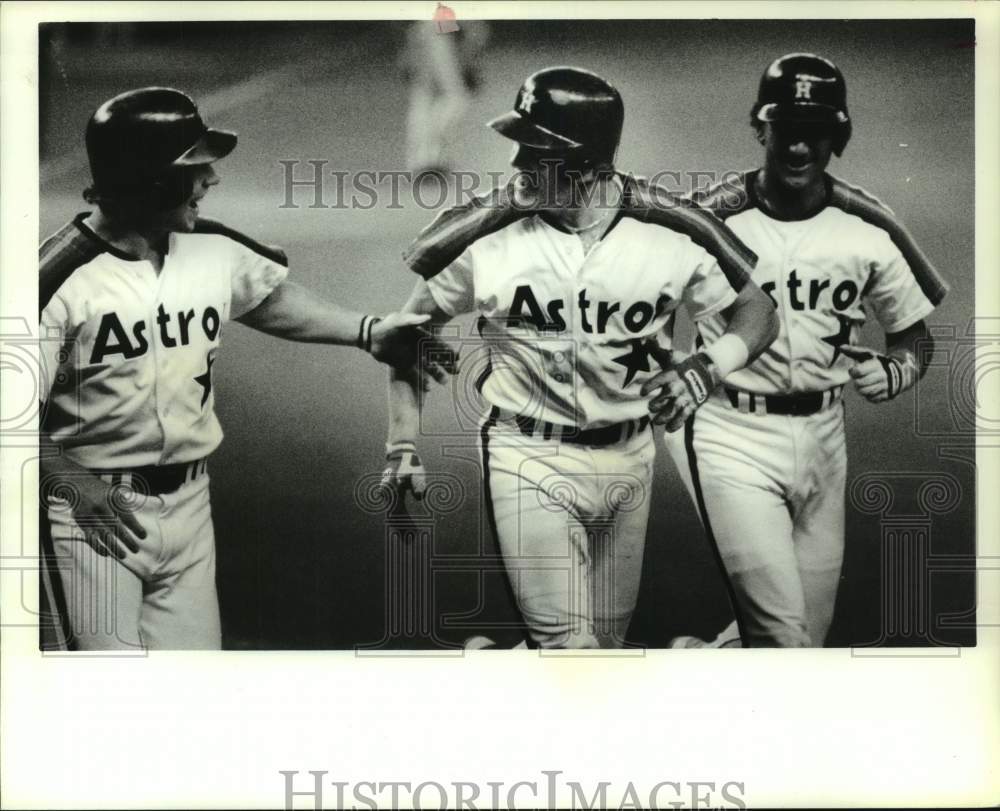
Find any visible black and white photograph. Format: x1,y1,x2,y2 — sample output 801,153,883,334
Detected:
2,1,998,808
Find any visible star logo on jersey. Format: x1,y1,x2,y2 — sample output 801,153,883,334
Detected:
795,78,812,100
194,352,216,406
611,339,655,387
821,313,857,365
519,88,537,114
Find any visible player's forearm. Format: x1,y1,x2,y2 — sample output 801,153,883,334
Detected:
709,283,780,376
387,367,422,445
237,280,367,345
886,320,932,378
39,435,77,477
38,432,94,491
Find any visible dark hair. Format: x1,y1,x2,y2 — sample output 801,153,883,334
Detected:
83,166,197,225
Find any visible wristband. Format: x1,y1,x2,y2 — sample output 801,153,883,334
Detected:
674,351,720,405
704,333,750,379
356,315,370,349
881,350,919,399
356,315,382,353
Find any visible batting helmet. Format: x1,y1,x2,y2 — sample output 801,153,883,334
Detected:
751,53,852,155
85,87,237,202
487,66,624,167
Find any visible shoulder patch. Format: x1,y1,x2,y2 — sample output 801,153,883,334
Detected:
403,184,530,280
194,218,289,267
829,176,950,306
688,171,756,220
39,217,104,316
622,175,757,292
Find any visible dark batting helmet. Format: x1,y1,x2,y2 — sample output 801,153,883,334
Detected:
84,87,237,205
487,66,624,167
751,53,852,156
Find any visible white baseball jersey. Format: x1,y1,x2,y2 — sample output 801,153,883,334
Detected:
404,174,759,649
39,214,288,468
409,175,757,428
693,171,949,394
666,171,949,648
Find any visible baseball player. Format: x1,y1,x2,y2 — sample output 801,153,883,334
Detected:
38,87,452,651
381,67,779,649
400,18,490,175
664,54,949,648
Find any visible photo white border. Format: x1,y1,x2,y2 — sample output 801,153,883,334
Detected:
2,1,998,808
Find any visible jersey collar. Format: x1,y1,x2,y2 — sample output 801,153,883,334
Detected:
748,170,834,222
536,174,626,241
72,212,151,262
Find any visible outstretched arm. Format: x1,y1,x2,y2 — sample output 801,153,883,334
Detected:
237,279,451,376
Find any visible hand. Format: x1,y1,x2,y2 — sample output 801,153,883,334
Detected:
60,472,147,560
640,344,720,432
368,312,459,385
379,441,428,503
842,343,914,403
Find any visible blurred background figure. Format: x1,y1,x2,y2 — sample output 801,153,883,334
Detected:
400,16,490,176
433,2,460,34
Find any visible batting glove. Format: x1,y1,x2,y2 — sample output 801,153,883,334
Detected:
842,344,919,403
640,346,721,433
380,441,428,500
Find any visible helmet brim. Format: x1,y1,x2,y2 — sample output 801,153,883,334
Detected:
756,103,849,124
487,111,583,150
174,128,238,165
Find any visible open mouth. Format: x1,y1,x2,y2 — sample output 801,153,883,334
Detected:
783,160,813,174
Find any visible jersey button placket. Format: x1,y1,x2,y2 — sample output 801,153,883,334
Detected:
149,254,172,465
777,229,795,390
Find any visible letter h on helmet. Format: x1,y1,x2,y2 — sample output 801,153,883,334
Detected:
487,66,625,170
750,53,852,156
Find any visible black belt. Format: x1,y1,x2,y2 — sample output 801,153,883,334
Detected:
724,387,843,417
490,406,650,447
94,459,208,495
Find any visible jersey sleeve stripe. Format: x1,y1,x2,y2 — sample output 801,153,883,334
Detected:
39,221,103,316
622,179,757,291
829,178,950,306
403,186,524,279
687,171,757,221
193,218,289,267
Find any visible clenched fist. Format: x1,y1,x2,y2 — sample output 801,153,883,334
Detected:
841,344,918,403
640,344,721,432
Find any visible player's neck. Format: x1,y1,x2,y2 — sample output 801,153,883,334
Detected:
552,173,621,232
755,169,829,221
86,211,170,266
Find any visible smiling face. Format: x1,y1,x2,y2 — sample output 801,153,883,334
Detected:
759,120,835,193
